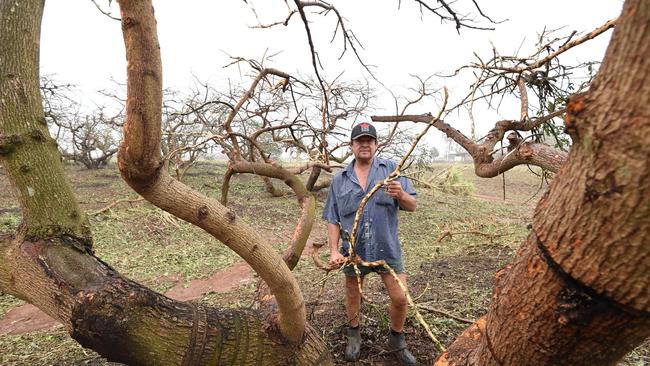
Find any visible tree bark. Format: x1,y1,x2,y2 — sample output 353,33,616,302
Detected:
436,1,650,364
0,0,89,240
305,166,321,191
474,141,566,178
226,160,316,271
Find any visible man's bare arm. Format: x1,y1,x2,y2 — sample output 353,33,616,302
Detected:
327,223,345,266
397,191,417,212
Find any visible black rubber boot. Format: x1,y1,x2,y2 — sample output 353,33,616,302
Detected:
344,326,361,362
387,330,417,365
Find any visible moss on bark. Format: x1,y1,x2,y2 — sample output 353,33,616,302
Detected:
0,0,89,240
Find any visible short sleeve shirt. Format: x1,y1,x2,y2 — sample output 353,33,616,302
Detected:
322,157,416,263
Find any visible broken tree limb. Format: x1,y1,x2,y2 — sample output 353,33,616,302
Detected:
372,111,568,176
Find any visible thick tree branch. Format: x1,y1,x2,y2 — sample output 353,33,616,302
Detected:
476,142,567,177
116,0,305,343
372,114,479,158
372,111,568,175
0,0,89,239
227,161,315,271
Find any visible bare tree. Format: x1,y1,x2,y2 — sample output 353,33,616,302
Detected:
2,1,648,365
159,87,215,180
41,77,121,169
372,19,616,177
177,57,374,194
56,110,120,169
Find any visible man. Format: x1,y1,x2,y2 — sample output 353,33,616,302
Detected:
322,122,418,365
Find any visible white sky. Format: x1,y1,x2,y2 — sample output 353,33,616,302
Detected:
39,0,624,150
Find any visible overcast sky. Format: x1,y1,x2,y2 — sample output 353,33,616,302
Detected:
39,0,624,147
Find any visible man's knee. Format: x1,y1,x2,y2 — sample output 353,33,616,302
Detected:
385,275,408,308
390,292,408,309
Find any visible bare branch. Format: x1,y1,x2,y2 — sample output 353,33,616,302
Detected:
90,0,120,21
373,109,568,177
417,303,475,324
293,0,331,135
411,0,498,32
89,197,145,216
527,18,617,71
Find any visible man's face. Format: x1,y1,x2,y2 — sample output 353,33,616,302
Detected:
351,136,378,161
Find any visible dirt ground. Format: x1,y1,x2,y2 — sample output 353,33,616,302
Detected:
0,162,648,365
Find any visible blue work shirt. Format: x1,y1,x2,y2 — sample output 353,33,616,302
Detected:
322,157,416,263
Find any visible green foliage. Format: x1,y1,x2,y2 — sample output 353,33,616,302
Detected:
436,167,476,196
413,145,440,168
410,166,476,196
0,212,20,232
0,331,105,365
620,342,650,366
0,293,25,319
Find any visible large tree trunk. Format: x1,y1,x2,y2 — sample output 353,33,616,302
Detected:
0,234,329,365
0,0,331,364
0,0,88,239
436,1,650,365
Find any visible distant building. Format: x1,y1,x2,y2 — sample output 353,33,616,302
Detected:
447,150,472,162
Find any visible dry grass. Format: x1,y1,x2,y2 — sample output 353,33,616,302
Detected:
0,162,647,365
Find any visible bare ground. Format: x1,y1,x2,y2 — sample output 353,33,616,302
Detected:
1,163,648,365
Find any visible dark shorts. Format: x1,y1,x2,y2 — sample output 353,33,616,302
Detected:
341,257,406,277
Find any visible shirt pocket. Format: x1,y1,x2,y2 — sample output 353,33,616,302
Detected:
339,191,362,218
374,189,396,207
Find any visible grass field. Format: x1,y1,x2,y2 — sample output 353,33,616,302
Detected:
0,161,648,365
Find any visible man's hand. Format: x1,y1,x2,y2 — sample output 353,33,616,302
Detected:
385,180,405,199
329,250,345,268
386,179,417,212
